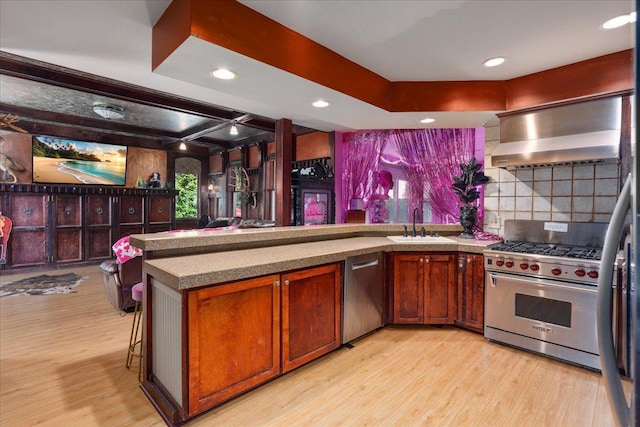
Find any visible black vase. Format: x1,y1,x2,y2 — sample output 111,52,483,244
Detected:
459,205,477,239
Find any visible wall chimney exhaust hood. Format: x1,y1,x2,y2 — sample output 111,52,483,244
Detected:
491,96,622,169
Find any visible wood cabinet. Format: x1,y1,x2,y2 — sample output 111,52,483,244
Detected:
187,275,281,416
281,263,341,372
455,253,485,333
4,193,49,268
85,194,113,260
0,185,176,270
392,253,456,324
147,195,172,233
53,195,83,263
182,263,341,417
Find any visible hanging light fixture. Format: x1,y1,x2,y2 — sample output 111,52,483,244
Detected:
229,121,239,136
92,103,125,120
179,141,187,150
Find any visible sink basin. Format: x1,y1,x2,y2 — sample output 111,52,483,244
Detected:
386,235,455,243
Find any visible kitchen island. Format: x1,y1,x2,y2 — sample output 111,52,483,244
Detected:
130,224,496,425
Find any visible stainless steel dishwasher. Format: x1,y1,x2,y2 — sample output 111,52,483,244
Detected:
342,252,385,344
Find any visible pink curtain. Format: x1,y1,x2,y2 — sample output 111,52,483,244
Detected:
341,131,389,220
389,129,476,224
342,128,479,225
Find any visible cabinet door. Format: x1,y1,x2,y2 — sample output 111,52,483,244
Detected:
392,254,424,324
53,195,83,263
456,253,485,332
423,254,456,324
7,194,49,267
187,275,280,416
119,196,144,225
148,196,171,224
85,195,113,260
281,263,341,373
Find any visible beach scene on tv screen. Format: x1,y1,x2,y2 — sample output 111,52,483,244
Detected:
32,136,127,185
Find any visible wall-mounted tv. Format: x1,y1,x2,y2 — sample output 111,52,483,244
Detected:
32,135,128,185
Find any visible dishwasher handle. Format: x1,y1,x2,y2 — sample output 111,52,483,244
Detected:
350,259,380,271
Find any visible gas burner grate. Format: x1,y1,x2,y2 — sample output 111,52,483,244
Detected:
488,241,602,260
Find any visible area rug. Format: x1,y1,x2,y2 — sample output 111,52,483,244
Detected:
0,273,87,297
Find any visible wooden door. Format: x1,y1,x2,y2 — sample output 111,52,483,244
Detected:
456,253,485,333
281,263,341,373
392,254,424,324
423,254,456,324
187,275,280,416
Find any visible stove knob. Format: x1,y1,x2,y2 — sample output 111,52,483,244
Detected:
529,264,540,272
505,261,514,268
551,267,562,276
496,259,504,267
587,270,599,279
574,268,586,277
519,262,529,270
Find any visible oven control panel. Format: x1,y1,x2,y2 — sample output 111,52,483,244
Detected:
484,253,601,285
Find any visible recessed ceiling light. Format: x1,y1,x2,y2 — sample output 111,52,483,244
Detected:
210,68,236,80
312,100,329,108
420,118,435,124
483,57,506,68
602,12,636,30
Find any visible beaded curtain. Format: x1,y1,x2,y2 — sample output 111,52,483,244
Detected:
342,128,478,225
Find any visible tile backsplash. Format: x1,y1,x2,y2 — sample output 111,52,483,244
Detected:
482,120,621,235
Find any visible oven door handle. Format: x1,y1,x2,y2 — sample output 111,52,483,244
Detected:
596,172,631,426
488,272,597,293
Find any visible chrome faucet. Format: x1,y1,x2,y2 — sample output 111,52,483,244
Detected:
412,207,419,237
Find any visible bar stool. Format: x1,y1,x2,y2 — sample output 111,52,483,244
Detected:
126,282,143,382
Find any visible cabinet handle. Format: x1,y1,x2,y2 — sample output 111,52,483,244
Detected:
275,280,280,287
420,258,423,263
157,207,163,214
96,207,104,215
22,207,32,215
284,280,290,286
64,206,72,215
467,257,473,264
128,207,135,215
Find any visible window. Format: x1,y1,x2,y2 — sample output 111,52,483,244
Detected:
175,157,201,219
386,178,432,224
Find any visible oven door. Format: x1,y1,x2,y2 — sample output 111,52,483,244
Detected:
485,272,598,355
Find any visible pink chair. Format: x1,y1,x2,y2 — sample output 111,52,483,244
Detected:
126,282,144,382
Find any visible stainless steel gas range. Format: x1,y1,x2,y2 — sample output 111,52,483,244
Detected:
484,220,618,370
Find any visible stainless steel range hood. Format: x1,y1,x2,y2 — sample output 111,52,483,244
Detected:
491,96,622,169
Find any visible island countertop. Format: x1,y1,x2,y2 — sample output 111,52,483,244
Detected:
142,231,498,290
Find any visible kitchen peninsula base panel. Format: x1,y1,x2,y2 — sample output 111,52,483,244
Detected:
144,264,342,424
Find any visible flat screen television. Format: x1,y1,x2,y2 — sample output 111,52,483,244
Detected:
32,135,128,185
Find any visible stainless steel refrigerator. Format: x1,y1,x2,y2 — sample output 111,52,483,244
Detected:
597,101,637,424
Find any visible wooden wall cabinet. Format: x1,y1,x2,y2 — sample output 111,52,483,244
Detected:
53,195,83,263
392,253,456,324
455,253,485,333
4,193,49,268
0,185,176,270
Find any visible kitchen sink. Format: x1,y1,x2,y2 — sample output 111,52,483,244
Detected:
386,235,455,243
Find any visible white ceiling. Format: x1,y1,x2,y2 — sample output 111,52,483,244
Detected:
0,0,635,132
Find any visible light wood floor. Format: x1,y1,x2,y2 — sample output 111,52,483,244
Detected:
0,265,631,426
